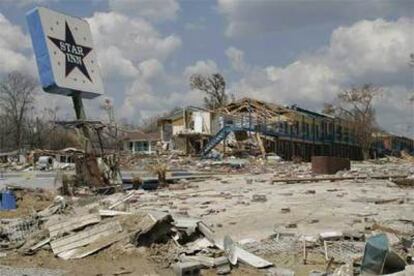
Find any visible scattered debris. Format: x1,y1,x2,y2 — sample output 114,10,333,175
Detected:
0,157,413,275
252,194,267,202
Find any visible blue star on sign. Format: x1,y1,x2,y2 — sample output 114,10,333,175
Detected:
48,22,93,82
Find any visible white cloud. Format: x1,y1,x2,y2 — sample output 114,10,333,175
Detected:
88,12,181,65
217,0,413,37
119,59,221,120
86,12,183,121
328,18,414,80
119,75,203,120
183,60,219,79
225,46,247,73
97,46,139,80
0,13,33,75
228,18,414,136
108,0,179,22
139,59,164,80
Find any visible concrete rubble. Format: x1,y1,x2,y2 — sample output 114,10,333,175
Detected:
0,154,413,275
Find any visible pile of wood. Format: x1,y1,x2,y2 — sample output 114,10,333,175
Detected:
0,190,274,275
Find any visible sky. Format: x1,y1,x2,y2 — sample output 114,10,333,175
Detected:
0,0,413,137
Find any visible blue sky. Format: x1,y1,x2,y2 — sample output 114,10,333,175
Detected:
0,0,413,137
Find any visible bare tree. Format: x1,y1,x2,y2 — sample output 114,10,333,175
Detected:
26,107,60,149
100,98,115,123
190,73,231,109
0,72,37,150
325,84,380,160
0,115,12,151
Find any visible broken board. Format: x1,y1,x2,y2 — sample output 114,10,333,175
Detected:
51,220,122,256
48,213,101,237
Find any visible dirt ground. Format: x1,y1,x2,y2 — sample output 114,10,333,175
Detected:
1,248,168,276
1,251,326,276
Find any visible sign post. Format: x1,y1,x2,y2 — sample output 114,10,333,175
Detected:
26,7,122,189
26,7,104,145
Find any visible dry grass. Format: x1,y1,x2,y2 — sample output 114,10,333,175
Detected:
146,160,168,187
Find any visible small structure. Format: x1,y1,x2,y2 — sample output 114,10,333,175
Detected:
311,156,350,174
122,130,161,155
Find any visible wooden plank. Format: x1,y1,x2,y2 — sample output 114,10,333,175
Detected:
29,237,51,252
255,133,266,158
62,231,129,259
50,221,122,255
197,222,217,246
99,209,132,217
48,213,101,237
109,192,136,209
179,255,215,267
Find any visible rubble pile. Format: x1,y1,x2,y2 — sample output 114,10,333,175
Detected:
0,190,276,275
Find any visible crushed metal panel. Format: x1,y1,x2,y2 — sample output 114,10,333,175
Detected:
224,235,272,268
233,243,273,268
361,233,389,274
0,218,39,243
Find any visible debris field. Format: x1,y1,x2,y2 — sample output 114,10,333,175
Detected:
0,156,413,276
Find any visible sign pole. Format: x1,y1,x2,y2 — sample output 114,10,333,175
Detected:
72,94,86,120
71,94,94,153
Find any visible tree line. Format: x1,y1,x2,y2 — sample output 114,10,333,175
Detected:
0,72,78,152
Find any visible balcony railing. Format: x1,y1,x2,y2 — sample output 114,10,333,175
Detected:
212,114,357,145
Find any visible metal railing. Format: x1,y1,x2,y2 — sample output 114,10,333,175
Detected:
211,114,357,146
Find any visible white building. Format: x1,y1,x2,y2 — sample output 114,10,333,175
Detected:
123,130,161,154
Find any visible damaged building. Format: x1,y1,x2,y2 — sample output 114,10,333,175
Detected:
158,106,212,154
372,131,414,157
158,98,364,160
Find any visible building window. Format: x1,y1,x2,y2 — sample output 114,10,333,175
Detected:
134,141,149,153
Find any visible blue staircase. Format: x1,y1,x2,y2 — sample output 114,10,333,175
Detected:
202,126,235,156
